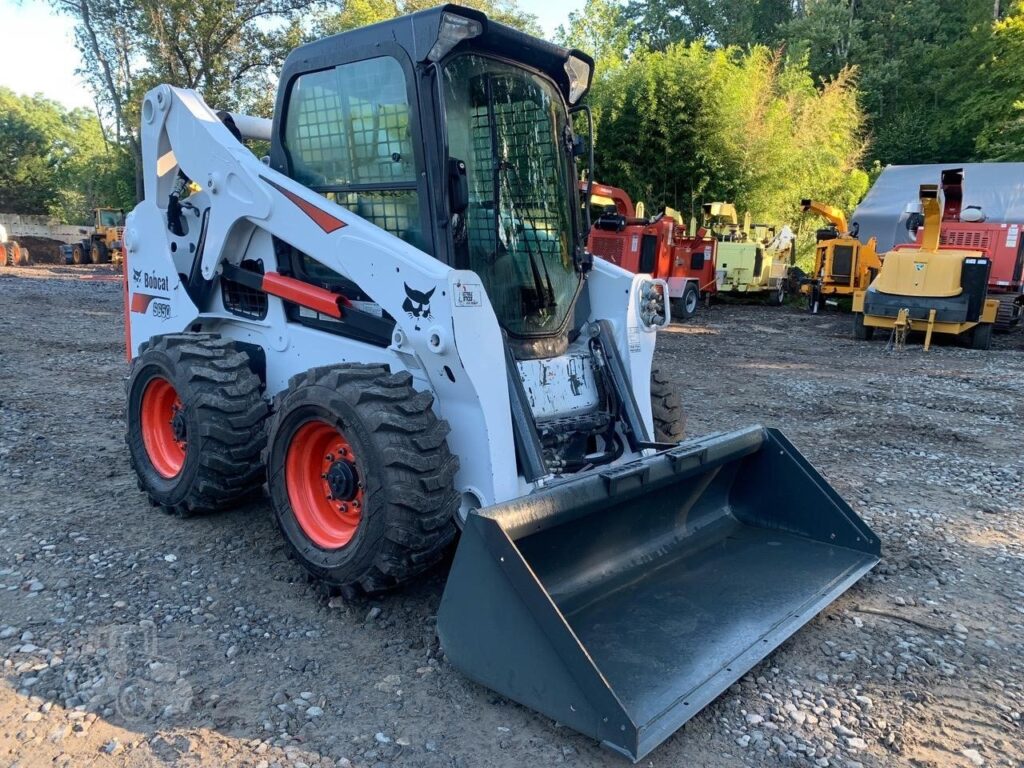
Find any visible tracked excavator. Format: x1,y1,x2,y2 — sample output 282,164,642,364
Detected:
122,6,879,760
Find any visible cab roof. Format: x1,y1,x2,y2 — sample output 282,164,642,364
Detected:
280,4,594,106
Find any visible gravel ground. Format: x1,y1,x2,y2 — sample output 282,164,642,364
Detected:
1,264,1023,768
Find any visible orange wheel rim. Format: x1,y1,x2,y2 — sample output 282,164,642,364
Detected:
286,420,364,549
140,377,186,478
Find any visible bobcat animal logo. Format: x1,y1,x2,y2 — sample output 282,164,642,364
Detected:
403,283,435,320
132,268,142,283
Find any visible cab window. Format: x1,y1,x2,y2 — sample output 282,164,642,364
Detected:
283,57,424,251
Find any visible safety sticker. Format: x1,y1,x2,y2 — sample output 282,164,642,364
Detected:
628,325,641,352
350,300,383,317
1007,225,1019,249
455,282,482,308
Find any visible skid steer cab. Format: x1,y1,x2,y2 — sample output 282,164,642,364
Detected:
121,5,879,761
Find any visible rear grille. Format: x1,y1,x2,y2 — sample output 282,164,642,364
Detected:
940,229,990,250
591,235,624,264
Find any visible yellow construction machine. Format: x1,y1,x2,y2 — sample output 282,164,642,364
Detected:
853,183,998,350
800,199,881,313
67,208,126,265
705,203,793,302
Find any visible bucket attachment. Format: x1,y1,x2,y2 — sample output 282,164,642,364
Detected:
437,426,879,762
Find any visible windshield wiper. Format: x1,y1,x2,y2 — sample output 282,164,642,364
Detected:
499,164,557,311
485,75,556,313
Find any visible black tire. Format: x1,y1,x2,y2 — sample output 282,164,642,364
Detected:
2,243,12,267
126,333,268,515
91,241,110,264
671,282,700,321
265,364,459,594
650,365,685,443
72,244,87,265
969,323,993,350
771,284,786,306
852,312,874,341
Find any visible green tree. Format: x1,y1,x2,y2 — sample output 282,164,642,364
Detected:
586,42,867,248
50,0,316,197
0,90,63,213
783,0,995,164
780,0,859,79
623,0,796,49
960,1,1024,159
0,87,134,220
555,0,634,72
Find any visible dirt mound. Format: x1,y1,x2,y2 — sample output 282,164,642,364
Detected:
12,235,65,264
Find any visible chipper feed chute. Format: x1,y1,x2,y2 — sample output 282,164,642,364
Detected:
438,426,879,761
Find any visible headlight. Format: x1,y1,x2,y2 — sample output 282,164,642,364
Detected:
638,279,669,328
428,12,483,62
564,55,592,104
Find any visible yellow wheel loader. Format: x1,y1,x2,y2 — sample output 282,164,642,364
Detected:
65,208,126,265
122,6,879,760
800,199,881,313
853,182,998,350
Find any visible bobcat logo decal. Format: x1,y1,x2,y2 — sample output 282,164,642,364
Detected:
132,268,142,284
402,283,435,320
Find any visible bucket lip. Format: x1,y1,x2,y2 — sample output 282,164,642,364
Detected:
626,550,880,762
472,425,768,537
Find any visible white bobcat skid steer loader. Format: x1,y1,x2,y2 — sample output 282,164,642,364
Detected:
123,6,879,761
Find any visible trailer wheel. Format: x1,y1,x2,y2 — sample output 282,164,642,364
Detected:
650,365,685,443
969,323,993,350
72,244,88,265
266,364,459,594
126,334,268,515
91,241,110,264
852,312,874,341
771,284,786,306
671,283,700,321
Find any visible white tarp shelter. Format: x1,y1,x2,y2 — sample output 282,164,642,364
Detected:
850,163,1024,252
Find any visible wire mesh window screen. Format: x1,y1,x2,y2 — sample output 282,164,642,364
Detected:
284,57,415,188
466,93,564,262
326,190,425,252
444,54,579,336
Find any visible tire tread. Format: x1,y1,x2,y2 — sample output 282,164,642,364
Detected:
127,333,268,516
266,364,459,594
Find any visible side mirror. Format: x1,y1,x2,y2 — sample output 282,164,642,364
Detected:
449,158,469,215
571,134,588,157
